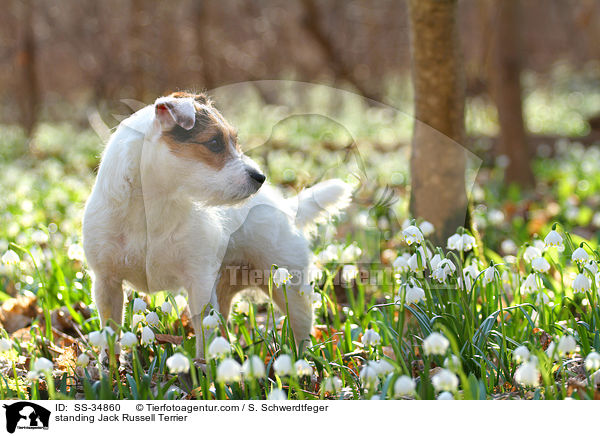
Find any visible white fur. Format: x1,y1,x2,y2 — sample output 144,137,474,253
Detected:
82,96,352,359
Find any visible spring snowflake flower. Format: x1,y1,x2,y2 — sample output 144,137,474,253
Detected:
145,311,160,327
584,260,598,275
584,351,600,372
557,335,577,355
322,376,343,394
341,264,359,282
397,282,425,306
120,332,138,349
419,221,434,237
402,225,424,246
444,355,461,372
33,358,54,374
535,291,550,306
544,229,564,250
514,361,540,387
512,345,530,363
132,298,147,313
431,369,459,392
437,391,454,400
132,313,145,329
217,358,242,382
523,246,542,263
573,273,591,293
341,243,362,262
317,245,339,264
202,312,220,329
0,338,12,352
208,337,230,357
140,326,155,346
361,329,381,347
571,246,589,264
242,355,266,378
273,267,292,287
273,354,293,376
166,352,190,373
76,353,89,367
160,301,172,314
268,389,287,400
531,257,550,273
1,250,19,266
359,364,379,388
371,359,394,376
520,273,539,294
431,259,456,284
393,375,416,397
88,331,107,349
447,233,476,252
423,332,450,356
501,239,517,254
67,244,85,261
408,246,431,273
483,265,497,284
393,253,411,273
295,359,313,377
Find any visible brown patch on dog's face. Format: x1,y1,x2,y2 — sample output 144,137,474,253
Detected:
161,92,240,170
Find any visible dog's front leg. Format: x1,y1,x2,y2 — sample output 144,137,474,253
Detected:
187,269,221,362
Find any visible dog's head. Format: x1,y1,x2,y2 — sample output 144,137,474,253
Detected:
151,91,265,205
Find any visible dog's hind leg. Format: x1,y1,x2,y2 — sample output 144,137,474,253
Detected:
92,275,124,328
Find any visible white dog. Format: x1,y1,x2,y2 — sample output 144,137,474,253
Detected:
82,92,352,359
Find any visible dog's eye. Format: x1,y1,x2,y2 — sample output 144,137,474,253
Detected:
204,137,224,153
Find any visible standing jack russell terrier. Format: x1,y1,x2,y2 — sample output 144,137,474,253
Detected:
82,92,352,360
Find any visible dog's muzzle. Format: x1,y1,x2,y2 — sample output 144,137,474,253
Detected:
247,169,266,186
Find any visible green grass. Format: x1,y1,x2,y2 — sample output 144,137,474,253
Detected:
1,70,600,400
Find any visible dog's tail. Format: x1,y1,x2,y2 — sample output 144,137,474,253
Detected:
292,179,353,235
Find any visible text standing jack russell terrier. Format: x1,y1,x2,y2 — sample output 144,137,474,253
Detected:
82,92,352,360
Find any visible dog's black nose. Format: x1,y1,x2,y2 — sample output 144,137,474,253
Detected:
248,169,266,184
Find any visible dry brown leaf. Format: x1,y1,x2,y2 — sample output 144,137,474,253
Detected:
155,333,183,345
0,295,40,333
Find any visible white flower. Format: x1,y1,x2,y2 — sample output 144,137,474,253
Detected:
403,225,424,246
429,254,442,271
431,259,456,284
160,301,172,314
208,337,230,357
431,369,459,392
359,364,378,388
174,295,187,315
573,273,591,293
461,234,477,251
398,282,425,306
520,273,539,294
33,357,54,373
145,311,160,327
523,246,542,263
408,246,433,273
0,338,12,352
444,355,461,371
514,361,540,387
423,332,449,356
76,353,90,367
341,264,359,282
120,332,138,349
341,243,362,262
544,229,564,250
572,246,589,264
88,331,107,349
459,264,480,290
322,376,343,394
268,388,287,400
1,249,19,265
393,253,411,273
447,233,462,251
216,358,242,382
557,335,577,355
393,375,416,397
419,221,434,237
584,260,598,275
317,245,339,264
234,300,251,315
202,312,220,329
294,359,313,377
132,298,147,313
242,355,265,378
273,267,292,287
546,342,556,359
535,291,550,306
501,239,517,254
361,329,381,347
132,313,145,328
372,359,395,375
166,352,190,373
512,345,530,363
31,230,49,244
140,326,155,346
584,351,600,372
437,391,454,400
531,257,550,273
273,354,293,376
483,266,497,284
67,244,85,261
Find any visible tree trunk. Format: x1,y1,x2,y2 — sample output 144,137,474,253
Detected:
489,0,534,187
16,0,39,137
408,0,468,246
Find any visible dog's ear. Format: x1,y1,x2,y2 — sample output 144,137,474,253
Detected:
154,96,196,131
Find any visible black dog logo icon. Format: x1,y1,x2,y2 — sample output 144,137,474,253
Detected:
3,402,50,433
